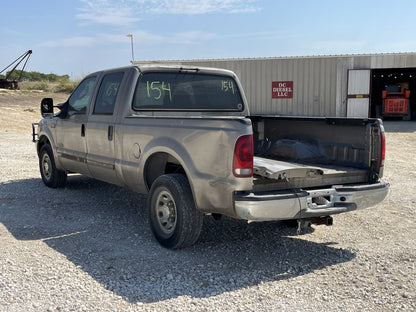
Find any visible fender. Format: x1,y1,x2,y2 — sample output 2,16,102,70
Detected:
36,119,66,171
142,136,205,186
140,133,251,214
119,135,208,206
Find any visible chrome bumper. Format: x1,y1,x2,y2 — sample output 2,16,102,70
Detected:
234,182,390,221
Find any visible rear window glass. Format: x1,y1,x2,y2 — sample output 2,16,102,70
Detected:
132,72,244,111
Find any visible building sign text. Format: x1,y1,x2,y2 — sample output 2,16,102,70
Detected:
272,81,293,99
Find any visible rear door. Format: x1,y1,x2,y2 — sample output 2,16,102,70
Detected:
347,69,371,118
86,71,125,184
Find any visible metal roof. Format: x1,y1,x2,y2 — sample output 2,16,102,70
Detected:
133,52,416,64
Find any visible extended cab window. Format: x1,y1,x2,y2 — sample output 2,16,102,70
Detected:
68,76,97,114
93,72,124,115
132,72,244,111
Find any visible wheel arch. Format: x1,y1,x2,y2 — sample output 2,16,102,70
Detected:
143,151,187,191
37,135,51,155
37,134,64,171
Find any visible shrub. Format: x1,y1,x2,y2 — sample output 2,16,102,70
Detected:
54,80,79,93
22,81,49,91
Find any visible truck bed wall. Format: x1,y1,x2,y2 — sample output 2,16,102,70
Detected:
249,116,380,173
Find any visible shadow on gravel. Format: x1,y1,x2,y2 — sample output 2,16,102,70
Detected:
0,176,355,303
383,120,416,133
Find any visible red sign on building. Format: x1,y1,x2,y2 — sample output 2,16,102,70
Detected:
272,81,293,99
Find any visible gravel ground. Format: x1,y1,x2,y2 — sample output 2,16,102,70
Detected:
0,92,415,311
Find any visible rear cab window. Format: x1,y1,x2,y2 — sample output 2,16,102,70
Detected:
132,72,244,111
93,72,124,115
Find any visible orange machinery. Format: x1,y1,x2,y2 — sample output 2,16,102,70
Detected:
382,84,410,119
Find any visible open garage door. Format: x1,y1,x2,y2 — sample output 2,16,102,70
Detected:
347,69,371,118
370,68,415,120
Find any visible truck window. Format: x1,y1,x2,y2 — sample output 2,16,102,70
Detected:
68,76,97,114
93,72,124,115
132,72,244,111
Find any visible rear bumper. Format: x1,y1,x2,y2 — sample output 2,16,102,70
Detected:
234,182,389,221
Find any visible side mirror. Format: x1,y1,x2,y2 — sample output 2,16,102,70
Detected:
41,98,54,117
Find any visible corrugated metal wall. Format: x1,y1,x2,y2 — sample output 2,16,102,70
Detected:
136,53,416,117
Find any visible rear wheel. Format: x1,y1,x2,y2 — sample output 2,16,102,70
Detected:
39,144,67,188
148,174,203,249
403,105,411,121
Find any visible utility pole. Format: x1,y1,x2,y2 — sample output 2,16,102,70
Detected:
126,34,134,62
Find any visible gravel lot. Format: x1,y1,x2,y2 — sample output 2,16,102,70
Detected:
0,91,415,312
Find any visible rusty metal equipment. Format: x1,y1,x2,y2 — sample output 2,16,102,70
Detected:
0,50,32,90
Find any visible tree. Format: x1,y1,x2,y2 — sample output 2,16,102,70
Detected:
2,70,71,82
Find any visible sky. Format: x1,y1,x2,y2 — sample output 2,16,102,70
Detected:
2,0,416,79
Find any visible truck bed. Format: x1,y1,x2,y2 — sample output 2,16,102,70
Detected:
249,116,383,191
253,156,368,191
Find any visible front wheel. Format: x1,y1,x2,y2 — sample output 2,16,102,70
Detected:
39,144,67,188
148,174,203,249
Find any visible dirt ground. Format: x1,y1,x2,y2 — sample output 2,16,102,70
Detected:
0,90,69,132
0,90,415,312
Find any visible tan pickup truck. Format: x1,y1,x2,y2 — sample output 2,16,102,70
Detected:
32,65,389,249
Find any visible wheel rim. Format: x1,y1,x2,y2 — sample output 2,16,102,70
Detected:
41,153,52,181
155,190,177,235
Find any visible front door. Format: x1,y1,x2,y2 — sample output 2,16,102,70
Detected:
55,76,97,175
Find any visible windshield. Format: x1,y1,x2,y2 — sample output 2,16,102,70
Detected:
132,72,244,111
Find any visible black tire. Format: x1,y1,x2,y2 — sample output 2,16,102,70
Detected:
148,174,203,249
403,105,411,121
39,144,67,188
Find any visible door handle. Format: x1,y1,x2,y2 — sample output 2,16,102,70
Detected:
81,124,85,137
108,125,114,141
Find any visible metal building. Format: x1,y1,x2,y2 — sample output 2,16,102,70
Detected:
134,52,416,119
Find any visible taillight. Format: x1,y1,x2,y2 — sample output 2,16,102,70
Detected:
233,135,253,177
380,131,386,167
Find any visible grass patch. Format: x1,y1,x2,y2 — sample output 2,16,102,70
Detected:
19,80,79,94
20,81,49,92
53,80,79,93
